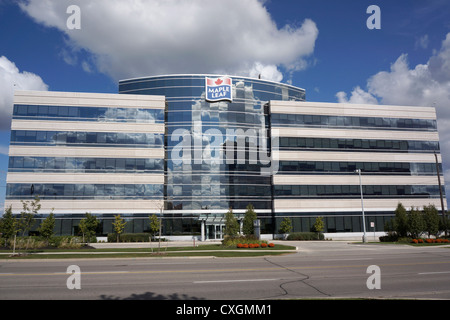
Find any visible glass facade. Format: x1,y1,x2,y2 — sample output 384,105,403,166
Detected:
119,75,305,213
116,74,445,236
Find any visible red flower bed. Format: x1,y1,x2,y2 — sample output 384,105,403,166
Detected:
236,242,275,248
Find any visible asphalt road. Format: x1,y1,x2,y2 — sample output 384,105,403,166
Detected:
1,241,449,300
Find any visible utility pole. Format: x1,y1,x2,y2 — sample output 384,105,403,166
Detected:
158,204,163,253
434,152,448,236
355,169,367,243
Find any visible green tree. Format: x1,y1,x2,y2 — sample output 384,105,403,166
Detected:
18,195,41,236
149,214,160,241
407,206,425,239
242,203,257,236
112,214,127,242
78,212,98,244
279,217,293,235
312,216,325,239
393,203,408,237
439,214,450,236
423,204,440,238
38,211,55,245
0,206,19,247
224,207,239,237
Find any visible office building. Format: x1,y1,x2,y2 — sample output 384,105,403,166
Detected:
4,74,446,239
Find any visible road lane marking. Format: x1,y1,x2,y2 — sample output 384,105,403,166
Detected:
322,258,373,261
418,271,450,275
193,278,280,284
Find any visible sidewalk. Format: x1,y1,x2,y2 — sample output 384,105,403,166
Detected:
91,240,222,249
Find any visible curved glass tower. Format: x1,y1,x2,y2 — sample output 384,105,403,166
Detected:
119,74,305,237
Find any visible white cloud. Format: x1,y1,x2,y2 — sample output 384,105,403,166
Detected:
0,145,9,155
336,86,378,105
0,56,48,130
415,34,429,50
336,33,450,202
18,0,318,83
337,33,450,109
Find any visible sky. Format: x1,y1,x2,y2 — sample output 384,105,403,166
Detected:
1,0,450,211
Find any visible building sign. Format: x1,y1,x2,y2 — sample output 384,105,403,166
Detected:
205,76,232,102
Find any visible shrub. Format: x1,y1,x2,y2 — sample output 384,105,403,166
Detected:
57,236,83,249
397,237,413,243
107,233,151,243
261,243,267,248
287,232,324,241
379,233,399,242
7,237,47,250
222,235,267,247
268,243,275,247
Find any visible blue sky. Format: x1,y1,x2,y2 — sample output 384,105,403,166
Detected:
1,0,450,211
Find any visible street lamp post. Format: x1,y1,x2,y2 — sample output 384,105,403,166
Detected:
355,169,367,243
158,204,163,253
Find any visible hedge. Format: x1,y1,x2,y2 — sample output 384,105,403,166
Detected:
107,233,152,243
286,232,324,241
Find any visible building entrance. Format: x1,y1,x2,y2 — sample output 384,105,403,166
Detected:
206,224,224,240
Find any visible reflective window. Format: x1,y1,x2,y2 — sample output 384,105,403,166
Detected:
8,156,164,173
278,160,442,175
274,185,443,198
12,105,164,123
271,113,437,131
10,130,164,147
279,137,439,152
6,183,163,200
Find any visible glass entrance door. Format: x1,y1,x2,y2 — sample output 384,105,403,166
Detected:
206,224,224,240
215,225,223,240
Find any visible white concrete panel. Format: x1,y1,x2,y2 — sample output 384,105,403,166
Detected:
5,199,164,214
273,175,442,186
14,90,165,109
11,119,164,134
274,198,446,212
274,127,439,141
8,145,164,159
7,172,164,184
270,101,436,119
277,150,441,163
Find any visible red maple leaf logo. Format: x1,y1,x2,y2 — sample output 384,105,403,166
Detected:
215,78,223,85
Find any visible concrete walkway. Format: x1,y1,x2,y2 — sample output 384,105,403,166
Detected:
91,240,223,249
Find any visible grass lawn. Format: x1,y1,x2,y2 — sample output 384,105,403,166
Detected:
0,243,297,259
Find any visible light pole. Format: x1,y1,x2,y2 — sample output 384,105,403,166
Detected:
355,169,367,243
158,202,164,253
434,152,447,236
